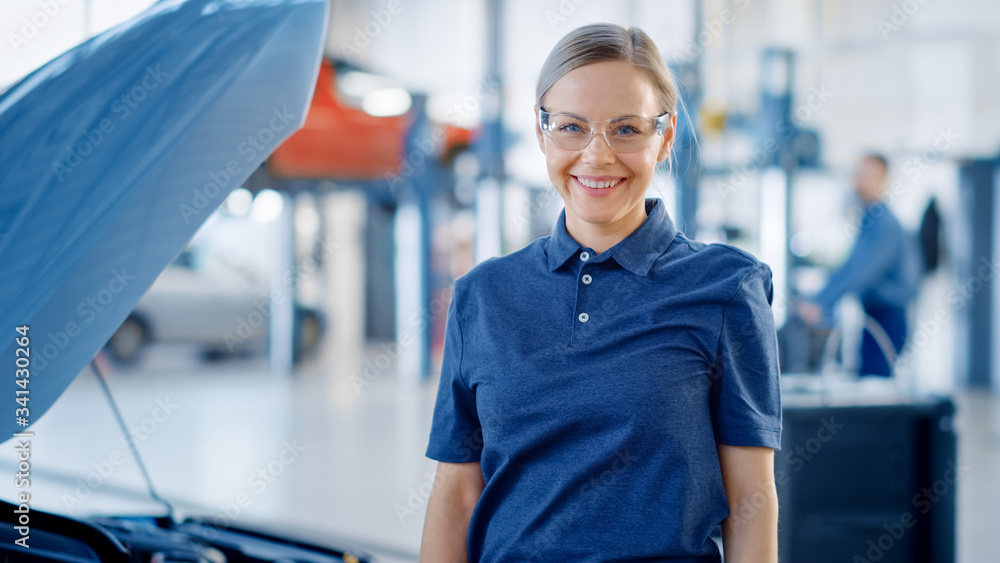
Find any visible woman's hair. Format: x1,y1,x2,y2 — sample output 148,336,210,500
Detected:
536,23,678,116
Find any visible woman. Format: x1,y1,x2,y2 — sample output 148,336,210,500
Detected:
420,23,781,563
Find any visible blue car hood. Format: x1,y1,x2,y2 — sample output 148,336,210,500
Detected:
0,0,328,440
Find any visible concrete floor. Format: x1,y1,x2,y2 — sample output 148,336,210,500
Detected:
0,341,997,561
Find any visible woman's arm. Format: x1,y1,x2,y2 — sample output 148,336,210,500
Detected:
717,444,779,563
419,461,485,562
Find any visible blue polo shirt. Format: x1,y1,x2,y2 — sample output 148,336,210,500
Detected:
812,200,921,311
425,197,782,562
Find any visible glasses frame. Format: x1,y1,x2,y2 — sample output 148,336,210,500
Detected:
537,106,672,153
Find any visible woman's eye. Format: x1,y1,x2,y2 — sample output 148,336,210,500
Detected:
614,125,641,136
557,123,584,133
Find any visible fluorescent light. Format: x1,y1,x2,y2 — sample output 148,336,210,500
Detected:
361,87,412,117
224,187,253,216
338,70,386,97
790,231,815,257
251,189,284,223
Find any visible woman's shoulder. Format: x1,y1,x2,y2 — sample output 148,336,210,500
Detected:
666,232,770,278
452,236,549,292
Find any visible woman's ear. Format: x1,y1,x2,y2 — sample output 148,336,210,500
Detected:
656,113,678,162
534,105,546,154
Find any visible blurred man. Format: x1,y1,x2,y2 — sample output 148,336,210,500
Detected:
798,154,921,376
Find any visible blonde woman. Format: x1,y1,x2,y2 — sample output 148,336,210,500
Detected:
421,23,781,563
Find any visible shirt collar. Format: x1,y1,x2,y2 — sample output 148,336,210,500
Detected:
546,197,677,277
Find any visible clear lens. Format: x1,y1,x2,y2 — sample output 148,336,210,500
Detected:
540,109,667,153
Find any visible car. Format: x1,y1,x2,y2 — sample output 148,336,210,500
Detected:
0,494,375,562
0,0,393,560
103,250,326,366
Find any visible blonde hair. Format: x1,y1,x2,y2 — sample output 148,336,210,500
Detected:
536,23,678,116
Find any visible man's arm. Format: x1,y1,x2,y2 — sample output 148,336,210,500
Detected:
419,461,485,562
812,207,900,310
717,444,779,562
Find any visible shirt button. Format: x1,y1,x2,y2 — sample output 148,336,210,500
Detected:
582,274,592,285
578,312,589,323
579,251,590,261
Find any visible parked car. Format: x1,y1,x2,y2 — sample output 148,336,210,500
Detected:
103,250,325,365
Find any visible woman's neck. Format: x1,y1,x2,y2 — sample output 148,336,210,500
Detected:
564,201,648,254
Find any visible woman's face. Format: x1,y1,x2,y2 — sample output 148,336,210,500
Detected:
536,60,676,233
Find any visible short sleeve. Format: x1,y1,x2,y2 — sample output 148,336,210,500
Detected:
710,264,783,450
425,279,483,463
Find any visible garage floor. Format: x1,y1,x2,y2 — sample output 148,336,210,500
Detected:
1,341,997,561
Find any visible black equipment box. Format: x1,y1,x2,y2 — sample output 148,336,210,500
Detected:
775,376,957,563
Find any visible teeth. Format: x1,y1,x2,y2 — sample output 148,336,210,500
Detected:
577,177,621,189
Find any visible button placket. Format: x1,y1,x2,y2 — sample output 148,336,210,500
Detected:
577,252,592,325
569,250,596,347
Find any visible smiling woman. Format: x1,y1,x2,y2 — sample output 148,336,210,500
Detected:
535,58,675,254
420,23,782,563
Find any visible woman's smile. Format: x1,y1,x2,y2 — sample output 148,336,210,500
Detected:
570,174,627,196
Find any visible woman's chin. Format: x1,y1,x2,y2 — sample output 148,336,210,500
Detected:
567,202,621,225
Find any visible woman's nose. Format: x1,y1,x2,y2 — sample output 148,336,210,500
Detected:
580,130,616,165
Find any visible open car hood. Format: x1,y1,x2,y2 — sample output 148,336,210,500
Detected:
0,0,328,440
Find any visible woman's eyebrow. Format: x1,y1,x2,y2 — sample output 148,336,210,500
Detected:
549,111,643,122
548,110,590,121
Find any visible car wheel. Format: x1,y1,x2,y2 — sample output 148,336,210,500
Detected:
106,314,149,365
293,309,325,363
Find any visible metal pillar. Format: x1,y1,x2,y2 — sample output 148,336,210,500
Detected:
269,191,295,374
758,48,798,320
396,93,435,382
959,157,1000,389
477,0,506,257
672,0,703,236
673,60,701,237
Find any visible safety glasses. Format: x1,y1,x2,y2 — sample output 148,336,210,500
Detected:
538,106,671,153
